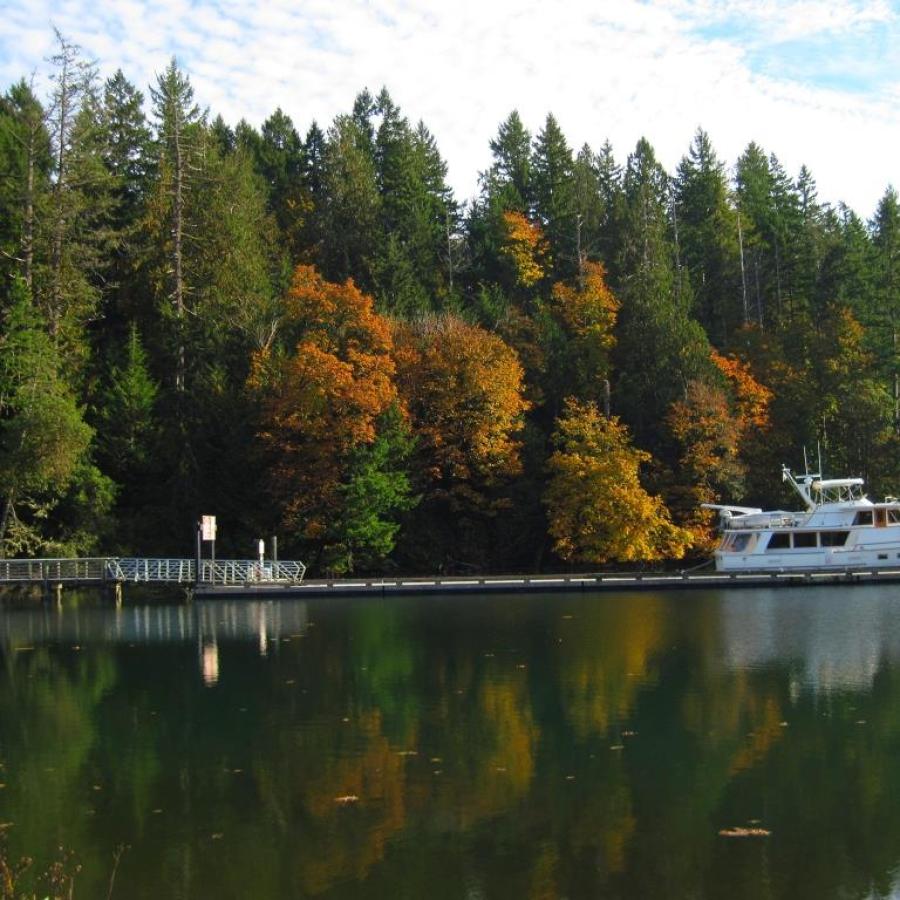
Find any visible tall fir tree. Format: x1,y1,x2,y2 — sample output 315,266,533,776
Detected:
674,128,741,344
531,113,576,279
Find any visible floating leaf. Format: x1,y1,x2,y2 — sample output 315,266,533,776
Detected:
719,827,771,838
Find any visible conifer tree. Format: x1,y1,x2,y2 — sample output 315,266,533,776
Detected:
531,114,576,278
320,113,380,291
674,128,741,343
871,187,900,430
148,56,205,394
0,80,50,297
0,277,96,554
39,30,113,372
96,70,152,336
614,138,712,444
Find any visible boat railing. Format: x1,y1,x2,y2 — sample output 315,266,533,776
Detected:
729,514,802,530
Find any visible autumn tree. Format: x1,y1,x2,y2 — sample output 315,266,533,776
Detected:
500,209,546,290
251,265,410,571
544,260,619,414
544,398,691,564
393,314,529,570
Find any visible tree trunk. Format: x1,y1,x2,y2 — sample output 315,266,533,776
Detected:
172,106,186,393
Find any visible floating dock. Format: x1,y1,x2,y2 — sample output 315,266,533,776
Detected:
2,557,900,600
193,567,900,598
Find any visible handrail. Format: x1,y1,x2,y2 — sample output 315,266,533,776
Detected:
0,557,307,586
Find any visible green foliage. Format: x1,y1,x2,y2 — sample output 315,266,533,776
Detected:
325,404,418,575
97,323,158,481
0,278,98,554
1,41,899,572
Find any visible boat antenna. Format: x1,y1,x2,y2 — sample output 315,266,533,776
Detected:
803,447,809,476
817,441,823,478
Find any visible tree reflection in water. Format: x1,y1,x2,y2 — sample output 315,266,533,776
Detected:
1,586,900,898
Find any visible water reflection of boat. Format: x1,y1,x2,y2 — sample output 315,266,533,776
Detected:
720,586,900,693
706,466,900,572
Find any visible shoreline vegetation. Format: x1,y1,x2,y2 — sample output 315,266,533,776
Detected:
2,31,900,578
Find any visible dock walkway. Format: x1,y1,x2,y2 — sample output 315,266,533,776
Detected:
195,566,900,597
0,557,306,589
2,557,899,598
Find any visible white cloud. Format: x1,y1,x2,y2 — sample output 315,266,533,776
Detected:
0,0,898,215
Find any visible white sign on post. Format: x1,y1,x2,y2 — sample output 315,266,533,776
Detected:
201,515,217,541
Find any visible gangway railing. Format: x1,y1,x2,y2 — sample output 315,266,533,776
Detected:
0,557,306,587
0,557,113,583
197,559,306,585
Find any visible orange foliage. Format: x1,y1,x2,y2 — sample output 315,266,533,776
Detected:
393,315,529,502
251,265,398,539
500,210,546,287
667,379,745,546
711,349,772,431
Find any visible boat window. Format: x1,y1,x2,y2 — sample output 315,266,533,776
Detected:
889,509,900,525
875,509,887,527
766,533,790,550
820,531,850,547
854,510,874,526
793,532,817,548
732,533,751,552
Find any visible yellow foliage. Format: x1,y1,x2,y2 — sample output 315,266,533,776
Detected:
500,210,546,287
550,261,619,397
544,398,692,564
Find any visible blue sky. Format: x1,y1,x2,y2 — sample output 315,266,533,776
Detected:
1,0,898,216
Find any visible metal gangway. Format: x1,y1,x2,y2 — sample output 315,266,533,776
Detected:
0,557,306,587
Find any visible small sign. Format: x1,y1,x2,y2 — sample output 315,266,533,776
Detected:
201,515,217,541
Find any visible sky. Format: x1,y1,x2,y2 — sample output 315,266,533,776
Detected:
1,0,898,218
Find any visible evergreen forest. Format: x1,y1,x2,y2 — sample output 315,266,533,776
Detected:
2,34,900,575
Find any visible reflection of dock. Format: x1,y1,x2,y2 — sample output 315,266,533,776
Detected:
0,598,308,647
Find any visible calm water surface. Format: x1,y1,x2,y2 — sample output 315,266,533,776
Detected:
2,586,900,899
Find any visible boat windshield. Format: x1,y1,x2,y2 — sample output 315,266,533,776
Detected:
811,479,865,503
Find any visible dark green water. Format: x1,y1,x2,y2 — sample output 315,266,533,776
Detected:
2,586,900,899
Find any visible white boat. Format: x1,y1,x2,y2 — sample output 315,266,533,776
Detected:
706,466,900,572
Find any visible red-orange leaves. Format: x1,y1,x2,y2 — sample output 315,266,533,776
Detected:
710,349,772,432
282,264,394,360
251,266,398,540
